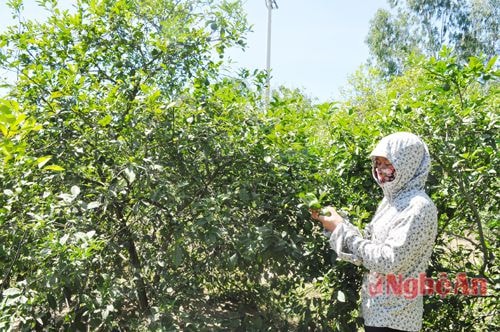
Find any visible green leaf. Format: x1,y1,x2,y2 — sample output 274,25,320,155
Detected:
71,185,81,197
124,167,136,183
173,245,184,267
47,294,57,310
229,253,238,267
308,199,321,210
50,91,64,99
36,155,52,168
299,192,322,210
485,55,497,70
3,288,21,297
337,290,346,302
43,165,65,171
98,114,113,126
0,123,8,136
59,233,70,245
86,201,101,209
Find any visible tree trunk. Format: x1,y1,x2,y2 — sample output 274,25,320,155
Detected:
115,205,150,313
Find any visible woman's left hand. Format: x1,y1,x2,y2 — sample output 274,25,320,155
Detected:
310,206,344,232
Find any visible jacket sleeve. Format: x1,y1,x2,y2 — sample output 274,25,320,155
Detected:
342,202,437,274
327,219,363,266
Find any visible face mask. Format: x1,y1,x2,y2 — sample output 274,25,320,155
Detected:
375,164,396,184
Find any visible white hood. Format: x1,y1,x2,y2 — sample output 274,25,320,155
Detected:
370,132,431,200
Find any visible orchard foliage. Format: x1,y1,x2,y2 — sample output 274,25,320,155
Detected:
0,0,498,331
367,0,499,76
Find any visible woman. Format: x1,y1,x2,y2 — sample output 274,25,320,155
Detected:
311,132,438,332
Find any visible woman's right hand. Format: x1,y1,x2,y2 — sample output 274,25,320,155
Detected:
310,206,344,232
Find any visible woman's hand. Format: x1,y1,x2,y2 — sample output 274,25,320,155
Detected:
310,206,344,232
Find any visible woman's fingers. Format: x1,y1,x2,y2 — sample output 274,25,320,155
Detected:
309,209,320,220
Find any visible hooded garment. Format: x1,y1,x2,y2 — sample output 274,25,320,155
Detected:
328,132,437,331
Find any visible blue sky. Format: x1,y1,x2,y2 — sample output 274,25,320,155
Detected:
0,0,389,101
227,0,389,101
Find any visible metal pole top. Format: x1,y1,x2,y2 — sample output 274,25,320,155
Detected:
265,0,278,10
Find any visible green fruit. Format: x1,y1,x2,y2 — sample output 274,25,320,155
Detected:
299,192,327,211
320,208,331,216
308,199,321,210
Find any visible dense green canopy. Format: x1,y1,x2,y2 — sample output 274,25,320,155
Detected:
1,0,498,330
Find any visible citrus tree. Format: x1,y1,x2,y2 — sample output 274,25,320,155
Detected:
0,0,498,331
0,0,264,329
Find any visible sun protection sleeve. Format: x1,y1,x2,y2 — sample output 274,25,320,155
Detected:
342,199,437,274
327,219,363,266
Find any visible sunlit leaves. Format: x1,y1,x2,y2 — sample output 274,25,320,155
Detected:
35,155,52,168
43,164,64,171
367,0,500,76
0,0,259,330
0,0,497,330
97,114,112,126
0,99,41,163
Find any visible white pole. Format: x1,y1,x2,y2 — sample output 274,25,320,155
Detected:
265,0,277,109
266,3,272,107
